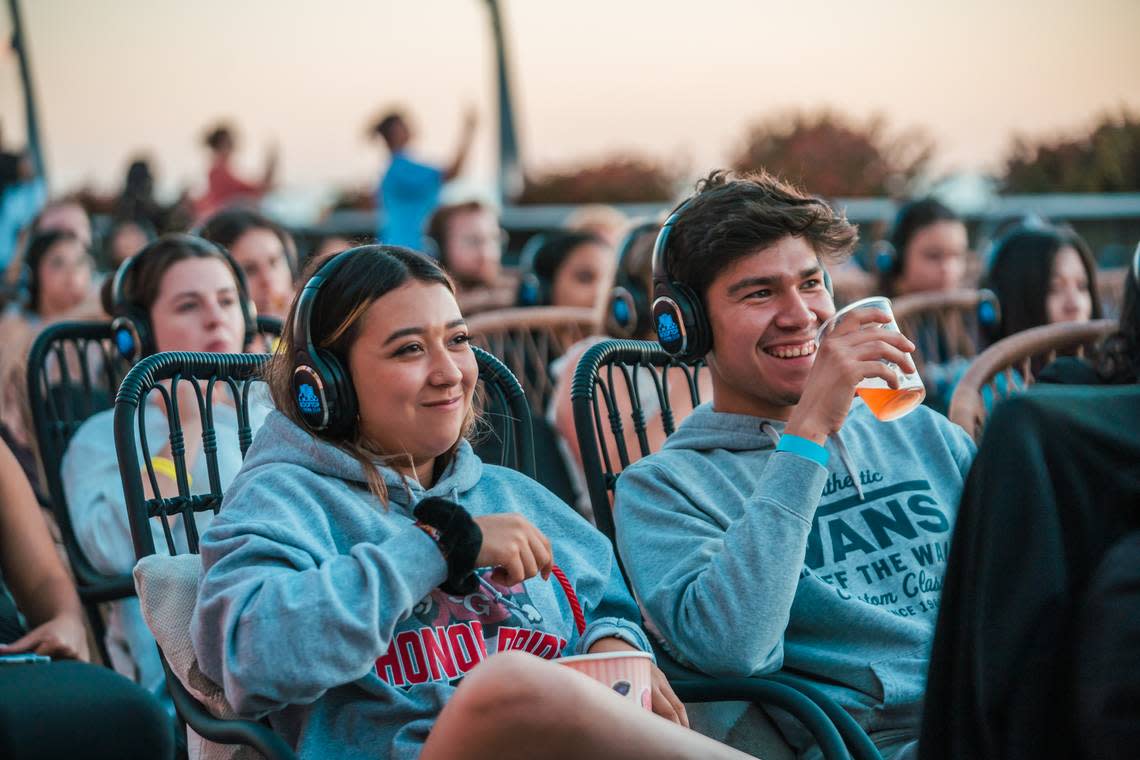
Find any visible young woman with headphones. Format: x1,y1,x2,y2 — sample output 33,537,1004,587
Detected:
197,207,298,320
190,244,747,760
548,221,714,518
61,233,270,698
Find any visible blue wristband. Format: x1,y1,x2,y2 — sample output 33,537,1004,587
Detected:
776,433,830,467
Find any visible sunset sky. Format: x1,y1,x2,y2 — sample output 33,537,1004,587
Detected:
3,0,1139,210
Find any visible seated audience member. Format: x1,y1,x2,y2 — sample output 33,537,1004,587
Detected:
195,124,277,220
878,200,975,412
984,224,1101,344
0,231,98,485
0,438,175,760
113,158,192,235
311,234,353,261
564,204,628,248
191,245,748,760
614,171,976,760
2,230,95,327
1039,241,1139,386
5,199,93,289
878,198,968,299
198,207,297,320
427,200,517,314
933,223,1104,410
61,234,269,698
549,222,713,517
102,217,157,270
517,230,614,311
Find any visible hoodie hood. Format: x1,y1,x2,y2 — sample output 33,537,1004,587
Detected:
660,402,783,453
245,410,483,511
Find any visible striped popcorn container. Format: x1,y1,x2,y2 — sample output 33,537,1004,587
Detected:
557,651,654,710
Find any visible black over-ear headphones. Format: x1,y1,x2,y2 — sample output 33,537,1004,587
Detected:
651,199,836,359
290,248,362,435
516,233,551,307
607,220,660,338
110,234,257,362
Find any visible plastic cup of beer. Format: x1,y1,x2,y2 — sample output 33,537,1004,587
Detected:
817,296,926,421
557,651,654,710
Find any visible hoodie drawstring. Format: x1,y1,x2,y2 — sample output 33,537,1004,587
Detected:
761,422,865,502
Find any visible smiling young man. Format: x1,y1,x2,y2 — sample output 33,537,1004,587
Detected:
613,171,976,760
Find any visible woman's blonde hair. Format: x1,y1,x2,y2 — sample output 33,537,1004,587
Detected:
264,245,476,505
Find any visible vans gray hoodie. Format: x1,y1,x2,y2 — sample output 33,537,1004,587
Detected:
191,411,650,760
614,400,975,752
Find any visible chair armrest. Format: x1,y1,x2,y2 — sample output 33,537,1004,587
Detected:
161,656,297,760
78,571,136,604
768,673,883,760
671,676,851,760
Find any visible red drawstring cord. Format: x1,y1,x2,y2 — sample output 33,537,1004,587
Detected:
551,564,586,636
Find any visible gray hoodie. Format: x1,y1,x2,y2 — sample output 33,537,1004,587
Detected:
191,410,650,760
614,400,975,752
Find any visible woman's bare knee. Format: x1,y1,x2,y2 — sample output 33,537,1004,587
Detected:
447,651,556,722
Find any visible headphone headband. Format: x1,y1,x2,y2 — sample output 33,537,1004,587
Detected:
291,249,358,360
289,247,369,435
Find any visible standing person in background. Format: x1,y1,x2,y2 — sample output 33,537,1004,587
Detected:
372,108,478,251
195,123,278,220
198,208,298,321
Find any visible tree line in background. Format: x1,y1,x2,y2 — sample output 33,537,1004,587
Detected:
518,108,1140,203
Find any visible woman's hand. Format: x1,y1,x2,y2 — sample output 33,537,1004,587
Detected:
587,637,689,727
0,613,89,661
472,513,553,586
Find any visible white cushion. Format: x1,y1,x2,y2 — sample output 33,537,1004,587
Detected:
133,554,262,760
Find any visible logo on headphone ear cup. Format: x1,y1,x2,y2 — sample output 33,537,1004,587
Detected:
292,348,357,435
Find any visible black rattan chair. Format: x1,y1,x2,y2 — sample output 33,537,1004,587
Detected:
571,338,883,760
26,321,136,656
113,346,532,758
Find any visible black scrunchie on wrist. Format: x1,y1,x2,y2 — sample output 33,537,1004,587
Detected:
413,497,483,595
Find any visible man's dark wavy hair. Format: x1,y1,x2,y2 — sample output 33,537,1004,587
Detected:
664,169,858,302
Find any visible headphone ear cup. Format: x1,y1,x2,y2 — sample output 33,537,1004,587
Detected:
111,308,154,362
518,272,544,307
607,286,637,337
652,281,709,360
872,241,897,275
292,349,358,435
317,349,358,436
